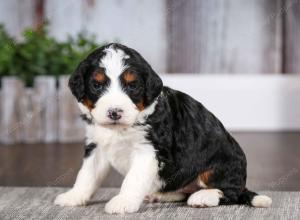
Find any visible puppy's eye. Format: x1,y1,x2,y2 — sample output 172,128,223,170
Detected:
126,83,138,91
92,81,103,91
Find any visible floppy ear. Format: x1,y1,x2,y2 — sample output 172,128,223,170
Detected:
145,67,163,106
68,60,88,102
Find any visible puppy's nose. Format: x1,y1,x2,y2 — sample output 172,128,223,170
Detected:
107,108,123,120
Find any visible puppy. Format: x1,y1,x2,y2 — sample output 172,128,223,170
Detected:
54,43,272,214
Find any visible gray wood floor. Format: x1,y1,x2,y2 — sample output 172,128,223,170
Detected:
0,132,299,191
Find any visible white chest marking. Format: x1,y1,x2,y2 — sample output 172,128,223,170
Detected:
87,124,149,175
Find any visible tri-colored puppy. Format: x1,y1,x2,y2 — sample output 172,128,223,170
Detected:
54,43,272,214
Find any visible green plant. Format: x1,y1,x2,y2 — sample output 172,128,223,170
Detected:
0,24,100,86
0,25,16,78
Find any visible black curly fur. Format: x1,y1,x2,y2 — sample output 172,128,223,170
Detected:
140,87,248,203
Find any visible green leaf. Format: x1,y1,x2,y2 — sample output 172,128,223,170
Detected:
0,23,101,86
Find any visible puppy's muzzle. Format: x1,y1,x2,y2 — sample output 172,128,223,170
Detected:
107,108,123,121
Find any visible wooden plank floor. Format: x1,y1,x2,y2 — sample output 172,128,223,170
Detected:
0,132,300,191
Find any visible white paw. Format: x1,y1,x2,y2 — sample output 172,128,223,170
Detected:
187,189,223,208
54,190,89,207
251,195,272,208
105,194,140,214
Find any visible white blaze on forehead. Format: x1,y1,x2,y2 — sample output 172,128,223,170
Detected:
100,46,129,79
91,45,138,126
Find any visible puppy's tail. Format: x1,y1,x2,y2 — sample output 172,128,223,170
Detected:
238,188,272,208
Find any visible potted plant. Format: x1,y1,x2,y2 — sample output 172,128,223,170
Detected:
0,24,101,144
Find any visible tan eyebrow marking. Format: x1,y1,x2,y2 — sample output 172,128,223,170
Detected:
94,70,105,82
123,71,136,83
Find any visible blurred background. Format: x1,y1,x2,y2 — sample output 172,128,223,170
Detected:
0,0,299,191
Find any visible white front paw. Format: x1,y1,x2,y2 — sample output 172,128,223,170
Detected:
54,189,89,207
105,194,140,214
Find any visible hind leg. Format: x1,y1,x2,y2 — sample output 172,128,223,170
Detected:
191,162,247,205
209,164,247,204
187,189,223,207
